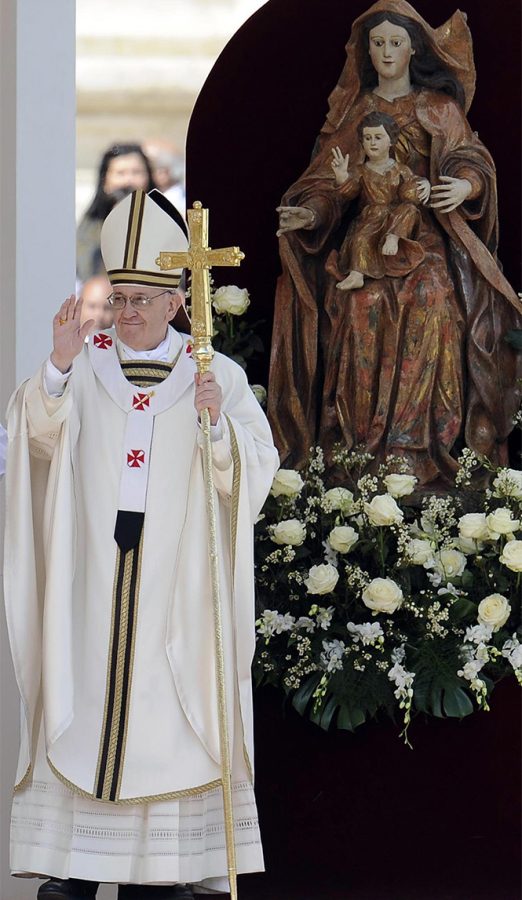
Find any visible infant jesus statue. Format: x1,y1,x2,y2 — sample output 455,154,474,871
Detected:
327,111,427,291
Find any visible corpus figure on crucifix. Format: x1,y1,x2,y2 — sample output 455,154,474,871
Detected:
4,188,278,900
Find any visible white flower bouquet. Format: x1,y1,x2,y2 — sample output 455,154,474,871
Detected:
253,447,522,744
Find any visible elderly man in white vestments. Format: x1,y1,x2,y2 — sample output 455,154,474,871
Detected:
4,189,279,900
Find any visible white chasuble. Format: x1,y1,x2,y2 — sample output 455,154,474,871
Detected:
4,326,279,886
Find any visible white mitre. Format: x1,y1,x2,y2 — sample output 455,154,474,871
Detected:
101,187,191,332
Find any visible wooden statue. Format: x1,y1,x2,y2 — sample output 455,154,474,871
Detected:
269,0,522,486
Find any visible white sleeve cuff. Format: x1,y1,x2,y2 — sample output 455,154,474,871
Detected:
44,357,72,398
196,415,224,443
196,414,233,473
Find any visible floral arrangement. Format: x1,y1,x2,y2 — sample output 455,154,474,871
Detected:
206,283,265,374
253,448,522,743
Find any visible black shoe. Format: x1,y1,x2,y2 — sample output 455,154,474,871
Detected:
118,886,195,900
38,878,99,899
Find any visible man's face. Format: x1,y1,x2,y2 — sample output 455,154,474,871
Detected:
111,285,183,351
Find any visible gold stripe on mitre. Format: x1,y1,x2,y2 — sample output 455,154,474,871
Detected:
123,190,146,269
106,269,181,288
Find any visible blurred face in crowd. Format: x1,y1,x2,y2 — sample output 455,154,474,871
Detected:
80,275,114,333
151,162,174,192
103,153,150,195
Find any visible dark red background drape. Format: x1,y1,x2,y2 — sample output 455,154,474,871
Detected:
187,1,521,896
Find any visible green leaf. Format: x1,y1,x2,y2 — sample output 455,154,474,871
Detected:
337,704,366,731
451,598,477,621
460,570,474,589
291,674,321,716
319,695,339,731
430,686,444,718
442,686,474,718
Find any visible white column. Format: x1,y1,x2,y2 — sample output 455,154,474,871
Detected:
0,1,76,897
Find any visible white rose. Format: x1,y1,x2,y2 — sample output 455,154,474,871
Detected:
328,525,359,554
323,487,354,511
362,577,403,615
486,507,520,536
304,563,339,595
250,384,267,406
432,548,466,581
457,536,485,555
499,540,522,572
477,594,511,632
212,285,250,316
272,518,306,546
492,468,522,500
383,474,417,498
406,538,434,566
364,494,403,526
271,469,304,498
458,513,490,541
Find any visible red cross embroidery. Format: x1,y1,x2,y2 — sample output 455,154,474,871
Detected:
132,392,151,411
127,449,145,468
93,333,113,350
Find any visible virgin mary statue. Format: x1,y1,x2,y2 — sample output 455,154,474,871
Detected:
269,0,521,485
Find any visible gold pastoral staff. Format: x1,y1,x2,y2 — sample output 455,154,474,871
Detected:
157,201,244,900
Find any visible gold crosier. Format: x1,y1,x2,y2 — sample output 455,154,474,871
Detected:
156,201,244,900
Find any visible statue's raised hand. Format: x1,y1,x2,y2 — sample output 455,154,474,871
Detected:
276,206,316,236
430,175,472,213
331,146,350,185
51,295,95,374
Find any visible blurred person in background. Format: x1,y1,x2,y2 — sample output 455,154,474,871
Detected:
80,275,114,334
144,139,186,214
77,143,155,285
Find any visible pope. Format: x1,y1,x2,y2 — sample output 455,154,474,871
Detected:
4,189,279,900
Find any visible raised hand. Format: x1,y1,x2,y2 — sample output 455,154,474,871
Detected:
331,145,350,185
276,206,316,236
430,175,472,213
51,295,95,374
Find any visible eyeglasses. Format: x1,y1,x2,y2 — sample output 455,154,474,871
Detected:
107,290,173,309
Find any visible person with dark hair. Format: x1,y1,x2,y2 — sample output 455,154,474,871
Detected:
76,143,155,284
327,110,424,290
272,0,522,486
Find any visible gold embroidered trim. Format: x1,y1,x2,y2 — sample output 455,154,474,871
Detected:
115,540,144,799
120,363,173,372
13,763,33,793
95,545,121,789
225,415,241,574
120,366,174,381
94,537,143,801
123,191,145,270
104,548,137,798
223,417,254,783
107,269,181,288
48,755,222,805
